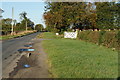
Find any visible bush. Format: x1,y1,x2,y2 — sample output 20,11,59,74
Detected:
78,30,119,50
116,31,120,50
78,31,91,41
87,31,100,44
102,32,118,48
99,31,106,45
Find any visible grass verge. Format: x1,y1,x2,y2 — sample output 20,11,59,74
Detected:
0,31,36,40
40,32,118,78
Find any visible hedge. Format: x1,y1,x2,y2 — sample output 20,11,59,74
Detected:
78,30,120,50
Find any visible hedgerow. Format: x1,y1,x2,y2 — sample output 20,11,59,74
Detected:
78,30,119,50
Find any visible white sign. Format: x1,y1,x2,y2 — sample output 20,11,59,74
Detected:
64,32,77,39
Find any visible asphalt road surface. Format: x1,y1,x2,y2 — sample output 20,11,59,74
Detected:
2,32,40,60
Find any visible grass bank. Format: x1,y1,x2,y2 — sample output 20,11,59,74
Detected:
39,32,118,78
0,31,37,40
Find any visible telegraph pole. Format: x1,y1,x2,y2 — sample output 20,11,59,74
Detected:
11,7,14,35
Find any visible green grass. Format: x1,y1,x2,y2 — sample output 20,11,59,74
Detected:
41,32,118,78
37,32,63,39
0,31,35,40
0,35,20,40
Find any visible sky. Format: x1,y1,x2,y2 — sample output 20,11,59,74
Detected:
1,2,46,27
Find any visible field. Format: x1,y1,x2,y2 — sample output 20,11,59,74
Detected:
40,32,118,78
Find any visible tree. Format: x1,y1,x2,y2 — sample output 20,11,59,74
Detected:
35,24,44,31
2,18,12,35
14,23,21,31
19,11,28,31
20,11,27,20
44,2,98,33
95,2,120,30
44,2,88,33
18,19,34,31
0,8,4,18
44,2,119,33
19,11,34,31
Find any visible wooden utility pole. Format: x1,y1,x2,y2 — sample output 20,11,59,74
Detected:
11,7,14,35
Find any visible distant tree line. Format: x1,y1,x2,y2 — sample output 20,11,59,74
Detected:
1,11,44,35
43,2,120,33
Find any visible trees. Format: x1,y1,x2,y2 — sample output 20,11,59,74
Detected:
44,2,119,33
1,11,35,35
1,18,34,35
44,2,98,33
95,2,120,30
2,18,12,35
20,11,28,31
20,11,27,20
19,11,34,31
112,2,120,29
35,24,44,31
16,19,34,31
0,8,4,18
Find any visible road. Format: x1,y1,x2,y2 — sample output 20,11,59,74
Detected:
9,38,49,78
2,32,40,60
2,32,49,78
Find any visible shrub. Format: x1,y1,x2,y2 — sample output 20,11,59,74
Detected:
87,31,100,44
78,30,119,50
78,31,91,41
102,32,117,48
99,31,106,45
116,31,120,50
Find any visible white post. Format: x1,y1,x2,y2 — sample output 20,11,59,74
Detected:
26,20,27,32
